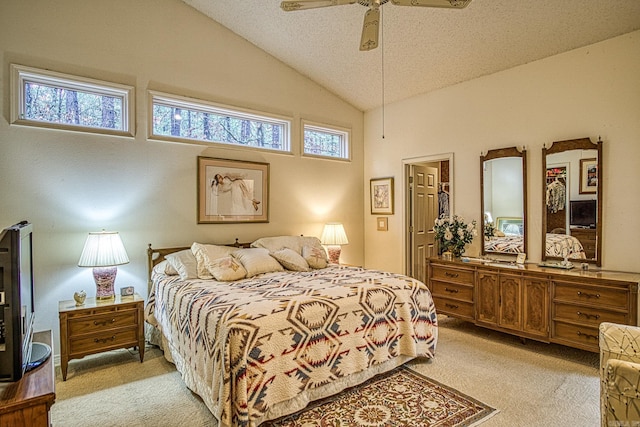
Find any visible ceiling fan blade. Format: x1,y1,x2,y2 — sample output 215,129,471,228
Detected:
281,0,356,12
390,0,472,8
359,7,380,51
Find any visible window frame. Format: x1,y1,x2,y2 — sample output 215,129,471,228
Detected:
10,64,135,137
301,119,351,161
148,90,292,154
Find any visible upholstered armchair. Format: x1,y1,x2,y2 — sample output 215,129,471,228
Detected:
600,322,640,426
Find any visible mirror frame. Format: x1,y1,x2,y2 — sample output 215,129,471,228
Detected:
480,146,528,258
542,137,603,266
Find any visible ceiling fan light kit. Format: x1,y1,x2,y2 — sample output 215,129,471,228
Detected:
281,0,472,51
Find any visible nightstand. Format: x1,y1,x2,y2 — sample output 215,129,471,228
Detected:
58,294,145,380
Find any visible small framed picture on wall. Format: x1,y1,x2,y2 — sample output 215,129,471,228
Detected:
370,177,394,215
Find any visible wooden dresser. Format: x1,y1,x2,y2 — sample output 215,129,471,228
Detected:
570,228,597,259
427,257,640,352
0,330,55,427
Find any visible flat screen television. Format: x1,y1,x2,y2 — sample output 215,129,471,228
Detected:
0,221,50,382
570,200,597,228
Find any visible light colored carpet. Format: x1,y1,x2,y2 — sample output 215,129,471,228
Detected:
51,316,599,426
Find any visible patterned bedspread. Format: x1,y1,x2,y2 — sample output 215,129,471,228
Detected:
545,233,586,259
484,235,524,254
145,264,438,427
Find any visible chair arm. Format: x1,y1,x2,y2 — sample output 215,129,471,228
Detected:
606,358,640,400
600,322,640,363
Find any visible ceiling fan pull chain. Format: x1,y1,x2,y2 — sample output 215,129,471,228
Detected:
381,5,385,139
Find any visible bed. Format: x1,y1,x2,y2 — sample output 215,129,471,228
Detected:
144,236,438,427
545,233,586,259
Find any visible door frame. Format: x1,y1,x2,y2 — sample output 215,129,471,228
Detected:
402,152,455,276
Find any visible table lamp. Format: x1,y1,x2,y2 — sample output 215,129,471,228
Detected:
320,223,349,264
78,231,129,300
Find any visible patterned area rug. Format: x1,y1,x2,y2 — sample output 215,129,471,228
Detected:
264,366,498,427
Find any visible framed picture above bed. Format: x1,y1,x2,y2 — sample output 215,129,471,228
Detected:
197,157,269,223
370,177,394,215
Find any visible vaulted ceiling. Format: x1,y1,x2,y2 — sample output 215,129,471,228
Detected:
183,0,640,111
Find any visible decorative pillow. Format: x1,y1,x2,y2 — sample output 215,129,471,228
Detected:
191,242,238,280
271,248,310,272
302,245,328,269
165,249,199,280
233,248,284,277
163,260,178,276
208,256,247,281
251,236,305,254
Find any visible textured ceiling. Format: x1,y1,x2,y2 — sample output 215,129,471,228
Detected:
183,0,640,111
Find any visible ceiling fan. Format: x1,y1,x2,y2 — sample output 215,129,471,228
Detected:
280,0,472,51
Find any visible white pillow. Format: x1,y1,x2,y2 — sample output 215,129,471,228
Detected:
251,236,305,254
191,242,238,279
233,248,284,277
162,260,178,275
165,250,199,280
271,248,310,272
302,245,328,269
208,256,247,281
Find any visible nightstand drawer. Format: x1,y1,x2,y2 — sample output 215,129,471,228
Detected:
68,309,138,336
69,328,138,355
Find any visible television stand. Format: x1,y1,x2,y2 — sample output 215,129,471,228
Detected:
0,330,55,426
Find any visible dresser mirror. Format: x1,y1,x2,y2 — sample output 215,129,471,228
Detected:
480,146,527,257
542,137,602,266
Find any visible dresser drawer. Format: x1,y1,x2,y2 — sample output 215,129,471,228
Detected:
553,282,628,310
553,302,627,326
431,281,473,303
68,309,138,336
552,321,600,350
431,265,474,285
69,328,138,356
433,296,474,320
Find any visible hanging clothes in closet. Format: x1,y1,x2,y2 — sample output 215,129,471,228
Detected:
546,178,566,213
438,183,450,218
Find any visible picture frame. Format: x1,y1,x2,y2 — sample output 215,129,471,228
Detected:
516,253,526,264
370,177,394,215
495,217,524,236
120,286,135,297
579,158,597,194
377,217,388,231
197,157,269,224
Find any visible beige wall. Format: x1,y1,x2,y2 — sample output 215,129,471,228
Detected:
364,30,640,274
0,0,364,353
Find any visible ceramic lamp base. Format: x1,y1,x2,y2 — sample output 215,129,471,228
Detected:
326,245,342,264
93,266,117,300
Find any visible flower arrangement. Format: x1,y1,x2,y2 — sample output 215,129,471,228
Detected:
484,221,496,239
434,215,478,257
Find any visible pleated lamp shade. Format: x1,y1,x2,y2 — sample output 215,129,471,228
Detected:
78,231,129,300
321,223,348,264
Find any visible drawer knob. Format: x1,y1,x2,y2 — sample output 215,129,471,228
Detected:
576,291,600,299
94,319,117,326
444,287,459,294
95,335,116,344
576,331,598,340
445,303,459,309
576,311,600,320
445,272,459,278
